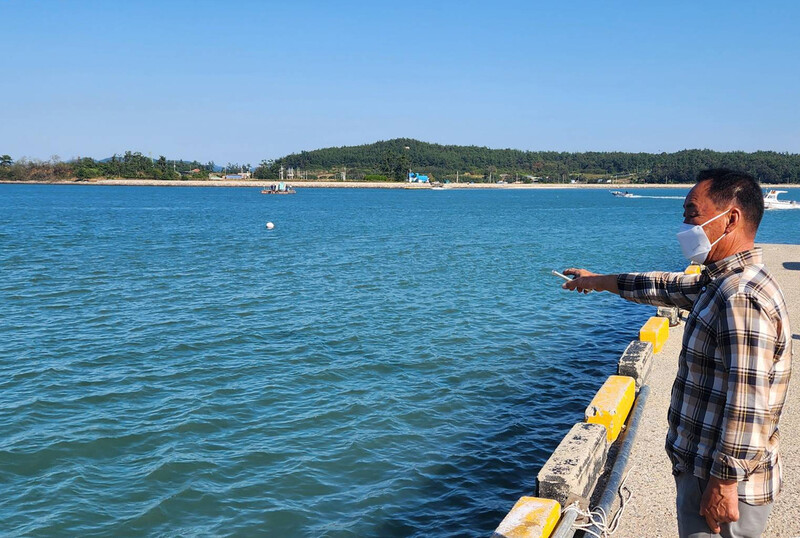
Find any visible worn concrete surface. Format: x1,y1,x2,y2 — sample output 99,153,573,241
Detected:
610,243,800,538
618,340,654,392
537,423,609,508
656,306,681,326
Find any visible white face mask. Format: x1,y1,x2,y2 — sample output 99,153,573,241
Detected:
676,209,731,264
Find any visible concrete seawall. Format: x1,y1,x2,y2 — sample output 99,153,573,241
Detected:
493,243,799,537
4,179,800,190
2,179,697,189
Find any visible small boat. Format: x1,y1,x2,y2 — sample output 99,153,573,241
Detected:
262,182,296,195
763,190,800,210
610,190,634,198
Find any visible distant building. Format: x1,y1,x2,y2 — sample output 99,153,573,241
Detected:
223,171,252,180
408,172,429,183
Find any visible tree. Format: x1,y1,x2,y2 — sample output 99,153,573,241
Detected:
253,159,278,180
380,150,411,181
0,155,12,167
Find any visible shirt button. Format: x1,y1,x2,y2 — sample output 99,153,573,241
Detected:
701,286,707,291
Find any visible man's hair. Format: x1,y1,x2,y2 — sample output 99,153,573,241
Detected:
696,168,764,233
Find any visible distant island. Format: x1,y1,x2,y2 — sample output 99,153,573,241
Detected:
2,139,800,184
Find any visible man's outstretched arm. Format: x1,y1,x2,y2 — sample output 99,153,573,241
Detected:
561,268,620,295
561,267,703,309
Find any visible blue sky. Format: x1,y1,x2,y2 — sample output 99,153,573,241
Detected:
2,1,799,164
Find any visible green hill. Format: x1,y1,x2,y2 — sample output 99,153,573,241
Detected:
254,138,800,183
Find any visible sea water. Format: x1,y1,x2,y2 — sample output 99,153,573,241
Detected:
1,185,798,536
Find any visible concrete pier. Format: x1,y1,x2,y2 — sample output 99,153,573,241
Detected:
613,243,800,537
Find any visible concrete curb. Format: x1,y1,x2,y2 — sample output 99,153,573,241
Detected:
535,336,655,512
493,292,688,536
656,306,680,326
617,340,654,391
536,422,609,508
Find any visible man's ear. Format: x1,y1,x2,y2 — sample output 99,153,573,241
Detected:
726,207,742,233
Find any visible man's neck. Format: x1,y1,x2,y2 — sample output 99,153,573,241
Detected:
707,235,755,265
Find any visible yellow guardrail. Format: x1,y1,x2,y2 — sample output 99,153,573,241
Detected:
494,302,682,536
639,316,669,353
492,497,561,538
684,264,702,275
585,375,636,443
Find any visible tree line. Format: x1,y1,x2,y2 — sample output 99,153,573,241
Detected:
253,138,800,183
3,140,800,183
0,152,247,182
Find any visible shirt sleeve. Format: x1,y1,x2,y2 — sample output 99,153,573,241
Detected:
710,293,779,482
616,271,703,309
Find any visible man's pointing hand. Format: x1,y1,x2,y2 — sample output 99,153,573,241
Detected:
561,268,620,295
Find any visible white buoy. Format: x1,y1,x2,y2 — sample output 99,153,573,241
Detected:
266,222,275,229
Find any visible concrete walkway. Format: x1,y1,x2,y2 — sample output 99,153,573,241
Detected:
612,243,800,538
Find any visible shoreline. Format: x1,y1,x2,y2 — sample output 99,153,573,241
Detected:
2,179,799,190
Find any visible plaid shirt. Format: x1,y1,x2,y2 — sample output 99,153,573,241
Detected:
617,248,792,505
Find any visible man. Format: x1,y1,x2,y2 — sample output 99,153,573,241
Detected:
562,169,792,538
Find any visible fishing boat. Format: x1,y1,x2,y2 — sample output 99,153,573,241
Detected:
262,182,296,195
763,190,800,210
610,190,634,198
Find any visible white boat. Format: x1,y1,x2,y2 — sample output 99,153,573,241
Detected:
610,190,634,198
763,190,800,210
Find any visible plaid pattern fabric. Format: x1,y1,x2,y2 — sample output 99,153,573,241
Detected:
617,248,792,505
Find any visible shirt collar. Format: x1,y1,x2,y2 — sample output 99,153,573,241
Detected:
703,247,762,280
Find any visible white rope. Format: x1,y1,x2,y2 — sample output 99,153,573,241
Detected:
562,465,635,538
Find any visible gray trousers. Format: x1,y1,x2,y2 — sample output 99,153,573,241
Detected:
675,472,773,538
